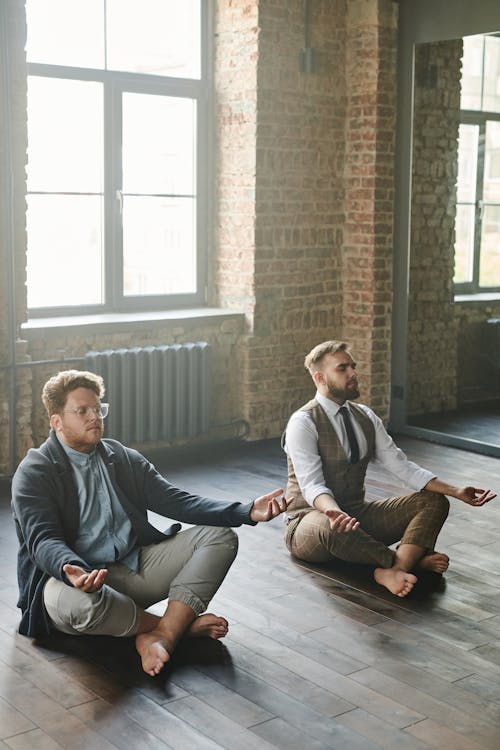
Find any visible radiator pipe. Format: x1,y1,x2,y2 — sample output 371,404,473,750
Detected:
1,1,20,477
300,0,315,73
0,357,84,370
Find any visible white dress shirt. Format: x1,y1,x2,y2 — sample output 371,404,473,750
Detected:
284,391,435,506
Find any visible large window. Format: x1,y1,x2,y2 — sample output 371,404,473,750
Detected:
455,34,500,293
26,0,208,314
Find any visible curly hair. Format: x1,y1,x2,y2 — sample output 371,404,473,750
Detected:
41,370,105,417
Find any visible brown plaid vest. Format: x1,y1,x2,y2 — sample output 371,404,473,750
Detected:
285,399,375,518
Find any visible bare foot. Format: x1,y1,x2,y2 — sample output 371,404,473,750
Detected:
417,552,449,573
135,630,172,676
187,613,229,640
374,568,417,597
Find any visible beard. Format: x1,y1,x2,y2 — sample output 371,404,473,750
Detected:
327,382,360,402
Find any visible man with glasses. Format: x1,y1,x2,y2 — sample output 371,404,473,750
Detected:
12,370,288,676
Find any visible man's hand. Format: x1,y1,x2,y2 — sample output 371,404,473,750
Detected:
324,509,360,533
425,478,496,507
63,563,108,592
453,486,496,506
250,488,289,522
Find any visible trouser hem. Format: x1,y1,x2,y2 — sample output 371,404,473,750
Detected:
167,588,205,616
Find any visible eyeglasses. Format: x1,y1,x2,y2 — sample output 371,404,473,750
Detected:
62,403,109,419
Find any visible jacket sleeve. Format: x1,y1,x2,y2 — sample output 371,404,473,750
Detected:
123,447,257,526
12,451,91,581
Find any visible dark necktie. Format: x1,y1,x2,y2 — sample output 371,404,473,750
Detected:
339,405,360,464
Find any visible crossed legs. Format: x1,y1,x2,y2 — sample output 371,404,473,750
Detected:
134,600,228,676
43,525,238,675
128,526,237,675
286,491,450,597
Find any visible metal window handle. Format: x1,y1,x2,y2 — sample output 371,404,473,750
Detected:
116,189,123,214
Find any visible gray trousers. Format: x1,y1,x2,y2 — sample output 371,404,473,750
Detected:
285,491,450,569
43,526,238,637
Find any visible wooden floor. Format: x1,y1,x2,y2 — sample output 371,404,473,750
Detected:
1,435,500,749
409,400,500,451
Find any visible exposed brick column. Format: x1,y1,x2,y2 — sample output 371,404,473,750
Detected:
343,0,398,418
213,1,259,322
216,0,351,438
215,0,398,437
408,39,462,416
249,0,349,436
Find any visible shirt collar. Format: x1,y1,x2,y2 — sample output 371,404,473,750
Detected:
56,434,97,466
315,390,344,417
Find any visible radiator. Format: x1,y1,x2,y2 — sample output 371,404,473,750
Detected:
84,342,210,443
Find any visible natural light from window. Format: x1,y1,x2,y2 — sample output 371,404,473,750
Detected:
25,0,203,312
455,34,500,292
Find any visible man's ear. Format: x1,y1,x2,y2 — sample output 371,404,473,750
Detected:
312,369,325,387
50,413,62,431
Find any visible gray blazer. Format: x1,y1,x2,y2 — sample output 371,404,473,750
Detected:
11,430,255,637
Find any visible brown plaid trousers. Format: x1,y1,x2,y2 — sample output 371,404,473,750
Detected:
284,400,449,568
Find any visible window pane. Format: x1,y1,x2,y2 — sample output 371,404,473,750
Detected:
106,0,200,78
456,124,478,203
483,35,500,113
27,77,103,193
26,0,105,69
123,197,196,296
479,205,500,286
454,204,475,283
483,121,500,202
122,94,195,195
460,35,484,110
27,195,104,308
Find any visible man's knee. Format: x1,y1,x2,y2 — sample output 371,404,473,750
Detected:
44,579,138,636
419,490,450,520
203,525,238,548
291,513,331,552
218,526,239,548
65,587,110,632
289,513,333,563
290,512,392,567
193,526,239,562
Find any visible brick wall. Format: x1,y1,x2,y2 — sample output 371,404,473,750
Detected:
1,0,400,473
343,0,397,418
250,0,348,436
25,316,245,450
216,0,398,439
213,0,259,320
408,39,462,416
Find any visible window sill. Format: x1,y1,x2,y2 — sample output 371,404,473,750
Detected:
21,307,244,339
454,293,500,303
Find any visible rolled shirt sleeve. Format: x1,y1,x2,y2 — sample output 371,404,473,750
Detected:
361,405,435,489
284,410,335,505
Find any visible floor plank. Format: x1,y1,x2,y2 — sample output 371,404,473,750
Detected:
1,435,500,748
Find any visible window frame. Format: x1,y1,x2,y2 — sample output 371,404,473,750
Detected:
26,3,210,318
455,109,500,295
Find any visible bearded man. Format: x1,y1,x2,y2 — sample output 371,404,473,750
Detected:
12,370,288,676
282,341,495,597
